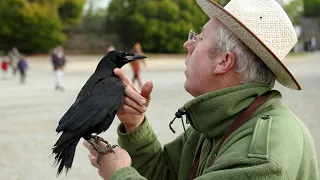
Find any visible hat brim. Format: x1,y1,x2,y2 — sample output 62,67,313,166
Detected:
197,0,301,90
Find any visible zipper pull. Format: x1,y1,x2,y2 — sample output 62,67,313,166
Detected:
169,108,186,133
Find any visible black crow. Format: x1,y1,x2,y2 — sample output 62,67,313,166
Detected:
51,50,146,175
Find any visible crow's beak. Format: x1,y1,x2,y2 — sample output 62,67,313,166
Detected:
125,54,147,61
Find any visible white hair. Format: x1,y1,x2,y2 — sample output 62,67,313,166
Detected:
210,22,276,88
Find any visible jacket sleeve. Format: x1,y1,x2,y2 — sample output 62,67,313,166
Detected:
195,159,288,180
115,117,187,180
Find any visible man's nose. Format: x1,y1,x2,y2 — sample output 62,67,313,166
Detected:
183,41,191,51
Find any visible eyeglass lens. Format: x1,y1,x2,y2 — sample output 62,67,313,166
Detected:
188,30,195,42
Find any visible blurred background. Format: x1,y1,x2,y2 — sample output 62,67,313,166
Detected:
0,0,319,54
0,0,319,179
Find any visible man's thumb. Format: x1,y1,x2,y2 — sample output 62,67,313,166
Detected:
141,81,153,101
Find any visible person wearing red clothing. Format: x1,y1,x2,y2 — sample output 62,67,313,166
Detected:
129,42,146,89
1,56,9,79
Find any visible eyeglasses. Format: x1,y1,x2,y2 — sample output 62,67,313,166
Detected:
188,29,197,43
188,27,205,43
188,29,199,43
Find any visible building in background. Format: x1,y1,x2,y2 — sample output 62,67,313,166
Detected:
298,17,320,52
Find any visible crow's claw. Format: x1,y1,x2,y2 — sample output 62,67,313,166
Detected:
88,135,119,165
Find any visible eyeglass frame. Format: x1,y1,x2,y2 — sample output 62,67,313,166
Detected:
188,29,199,43
187,27,214,44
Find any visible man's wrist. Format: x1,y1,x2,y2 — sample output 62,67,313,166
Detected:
124,118,144,133
118,117,155,147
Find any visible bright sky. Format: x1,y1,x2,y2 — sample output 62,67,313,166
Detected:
83,0,111,12
93,0,111,8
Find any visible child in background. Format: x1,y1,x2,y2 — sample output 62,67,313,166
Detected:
129,42,146,89
1,56,9,79
17,54,28,84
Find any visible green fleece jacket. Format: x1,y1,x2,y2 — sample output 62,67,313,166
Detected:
111,83,319,180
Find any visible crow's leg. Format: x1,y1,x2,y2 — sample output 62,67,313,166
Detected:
92,135,110,145
88,135,119,165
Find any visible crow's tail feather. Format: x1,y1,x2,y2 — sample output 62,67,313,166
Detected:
52,132,80,176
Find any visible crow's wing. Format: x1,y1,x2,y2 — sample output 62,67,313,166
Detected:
56,77,124,132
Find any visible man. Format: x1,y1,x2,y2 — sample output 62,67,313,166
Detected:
51,45,66,91
84,0,319,179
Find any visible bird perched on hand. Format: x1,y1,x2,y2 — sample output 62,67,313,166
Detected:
51,50,146,176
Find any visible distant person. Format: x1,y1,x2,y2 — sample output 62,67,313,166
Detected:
8,47,20,76
51,46,66,91
17,54,28,84
107,45,115,53
1,55,9,79
311,36,317,51
129,42,146,89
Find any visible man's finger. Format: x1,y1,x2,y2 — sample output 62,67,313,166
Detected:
122,104,143,115
89,154,100,168
114,68,139,91
140,81,153,106
114,68,130,85
125,87,146,106
123,97,147,113
83,141,99,158
118,104,142,115
130,83,139,92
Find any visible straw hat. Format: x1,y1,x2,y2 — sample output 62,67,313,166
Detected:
196,0,301,90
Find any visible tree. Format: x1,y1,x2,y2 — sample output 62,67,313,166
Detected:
105,0,232,53
303,0,320,17
58,0,86,28
0,0,85,53
282,0,303,25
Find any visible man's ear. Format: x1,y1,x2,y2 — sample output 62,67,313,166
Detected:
213,52,237,75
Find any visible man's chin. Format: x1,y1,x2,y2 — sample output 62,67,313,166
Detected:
184,82,192,95
184,81,188,91
184,82,199,97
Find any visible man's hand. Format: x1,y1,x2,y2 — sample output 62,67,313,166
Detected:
114,68,153,132
84,140,131,180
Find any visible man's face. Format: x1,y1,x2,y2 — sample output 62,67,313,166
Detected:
183,18,221,97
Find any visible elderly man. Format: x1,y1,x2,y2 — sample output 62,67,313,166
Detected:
84,0,319,179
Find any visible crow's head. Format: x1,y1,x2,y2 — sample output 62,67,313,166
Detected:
107,50,146,68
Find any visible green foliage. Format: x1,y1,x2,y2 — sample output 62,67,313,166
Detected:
0,0,85,53
58,0,86,27
85,0,108,17
215,0,231,6
303,0,320,17
106,0,209,53
283,0,303,25
106,0,232,53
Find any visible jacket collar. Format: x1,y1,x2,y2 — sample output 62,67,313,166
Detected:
183,83,275,139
